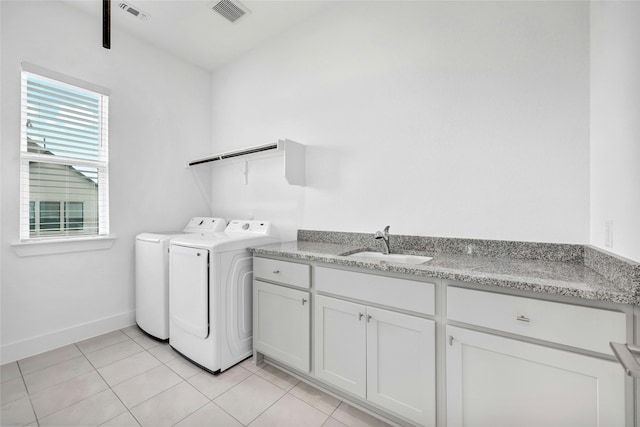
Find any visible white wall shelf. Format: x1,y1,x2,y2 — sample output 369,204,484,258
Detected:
188,139,306,186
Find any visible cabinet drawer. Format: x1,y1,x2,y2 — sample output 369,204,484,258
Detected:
315,267,435,315
447,286,626,355
254,257,310,289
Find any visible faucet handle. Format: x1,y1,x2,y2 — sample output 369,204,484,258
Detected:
383,225,390,233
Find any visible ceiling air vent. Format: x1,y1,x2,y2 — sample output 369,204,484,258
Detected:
119,2,150,22
209,0,250,23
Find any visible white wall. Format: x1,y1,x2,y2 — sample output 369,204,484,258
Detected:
209,1,590,243
0,1,212,362
590,1,640,262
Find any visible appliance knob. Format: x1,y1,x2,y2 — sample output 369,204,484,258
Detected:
242,223,250,230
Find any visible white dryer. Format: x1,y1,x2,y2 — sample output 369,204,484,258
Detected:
135,217,227,340
169,220,278,373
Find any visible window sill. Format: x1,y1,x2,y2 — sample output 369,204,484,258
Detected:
12,235,116,257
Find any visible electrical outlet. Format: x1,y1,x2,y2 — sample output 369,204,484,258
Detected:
605,220,613,248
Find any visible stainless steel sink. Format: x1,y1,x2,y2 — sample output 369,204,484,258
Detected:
346,251,432,265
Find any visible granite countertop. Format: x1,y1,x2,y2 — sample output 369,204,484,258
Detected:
251,240,638,306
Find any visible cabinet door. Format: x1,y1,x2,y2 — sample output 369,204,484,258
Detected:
446,326,625,427
253,280,310,372
314,295,367,398
367,307,436,426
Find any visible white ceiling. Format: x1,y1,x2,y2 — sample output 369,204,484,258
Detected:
64,0,331,71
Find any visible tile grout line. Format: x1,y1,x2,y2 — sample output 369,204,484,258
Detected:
15,357,40,426
286,390,333,425
243,369,283,426
239,370,301,426
76,332,132,357
241,361,344,427
79,339,146,369
87,343,139,427
171,355,212,424
187,364,279,426
28,344,88,425
108,338,210,426
208,399,246,426
81,332,175,425
131,346,250,426
96,340,179,426
16,343,83,378
261,363,345,424
210,368,262,426
34,348,124,426
8,333,139,426
25,335,154,426
324,401,343,426
167,395,210,427
9,335,350,427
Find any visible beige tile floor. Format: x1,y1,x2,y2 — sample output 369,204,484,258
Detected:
0,326,392,427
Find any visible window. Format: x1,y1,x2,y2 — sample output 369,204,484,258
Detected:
65,202,84,230
29,201,35,231
39,201,61,231
20,63,109,240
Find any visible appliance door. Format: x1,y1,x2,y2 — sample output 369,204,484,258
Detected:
170,245,210,339
135,238,169,339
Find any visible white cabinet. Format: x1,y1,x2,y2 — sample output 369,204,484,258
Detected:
253,280,310,372
314,295,367,397
447,286,627,427
448,286,626,355
315,295,436,426
367,306,436,426
446,325,625,427
315,266,435,315
254,257,310,289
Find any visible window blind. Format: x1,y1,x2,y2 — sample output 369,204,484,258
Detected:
20,67,109,240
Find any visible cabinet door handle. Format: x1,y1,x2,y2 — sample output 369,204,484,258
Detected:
358,313,364,321
449,335,454,346
272,270,280,274
367,315,372,323
517,315,530,323
302,298,307,305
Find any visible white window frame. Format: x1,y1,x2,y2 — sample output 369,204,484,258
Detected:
18,63,111,248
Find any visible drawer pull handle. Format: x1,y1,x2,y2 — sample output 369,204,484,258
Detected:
302,298,307,305
272,270,280,274
517,315,530,323
358,313,364,321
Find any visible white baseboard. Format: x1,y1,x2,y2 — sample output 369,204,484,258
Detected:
0,311,136,364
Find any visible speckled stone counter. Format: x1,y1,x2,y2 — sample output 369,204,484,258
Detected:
251,238,640,306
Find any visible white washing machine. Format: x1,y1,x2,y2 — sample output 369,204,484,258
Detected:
169,220,278,373
135,217,227,341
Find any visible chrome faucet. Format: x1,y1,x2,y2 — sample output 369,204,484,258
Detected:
374,225,391,254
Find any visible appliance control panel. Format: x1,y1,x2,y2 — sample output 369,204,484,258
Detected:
226,220,272,235
183,217,227,233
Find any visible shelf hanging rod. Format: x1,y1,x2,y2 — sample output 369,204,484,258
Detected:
188,142,279,166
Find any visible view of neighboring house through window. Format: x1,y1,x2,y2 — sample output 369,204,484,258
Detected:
65,201,84,230
19,64,109,239
39,201,61,230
